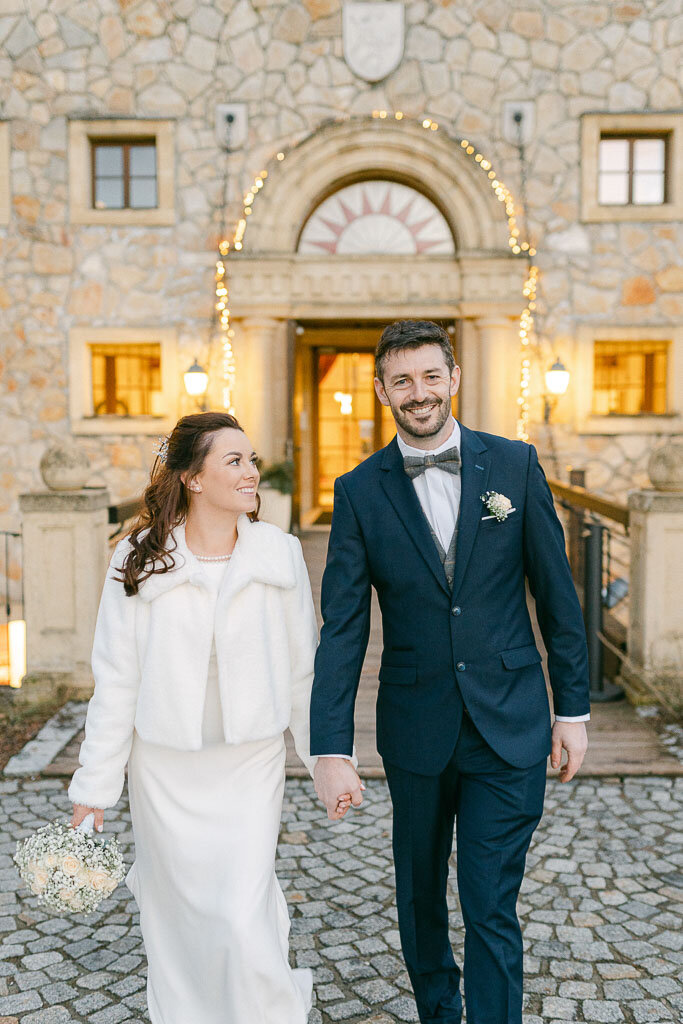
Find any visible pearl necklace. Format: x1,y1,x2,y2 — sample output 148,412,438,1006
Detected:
195,553,233,562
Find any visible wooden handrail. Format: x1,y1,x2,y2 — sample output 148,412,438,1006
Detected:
547,478,630,528
108,498,143,525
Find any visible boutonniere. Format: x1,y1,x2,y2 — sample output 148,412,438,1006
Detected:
480,491,516,522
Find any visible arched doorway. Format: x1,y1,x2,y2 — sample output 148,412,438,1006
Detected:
297,179,457,522
227,118,526,524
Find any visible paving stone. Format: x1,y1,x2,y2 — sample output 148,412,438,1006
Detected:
603,979,644,999
0,991,43,1014
353,977,399,1002
582,1000,625,1021
21,1010,74,1024
630,999,674,1022
384,995,420,1021
324,1000,367,1020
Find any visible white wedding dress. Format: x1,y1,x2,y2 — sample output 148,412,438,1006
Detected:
124,559,312,1024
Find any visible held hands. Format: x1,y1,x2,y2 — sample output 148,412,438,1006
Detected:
71,803,104,833
551,721,588,783
314,757,365,820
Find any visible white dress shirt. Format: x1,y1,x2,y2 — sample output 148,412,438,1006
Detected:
323,418,588,758
396,418,462,552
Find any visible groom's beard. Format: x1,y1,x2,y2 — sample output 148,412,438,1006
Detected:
391,395,451,440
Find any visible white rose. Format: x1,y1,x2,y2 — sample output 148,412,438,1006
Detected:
61,854,82,876
31,869,49,893
494,493,512,511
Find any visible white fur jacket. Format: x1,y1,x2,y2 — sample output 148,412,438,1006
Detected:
68,514,320,809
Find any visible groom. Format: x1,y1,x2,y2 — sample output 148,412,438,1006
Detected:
310,320,590,1024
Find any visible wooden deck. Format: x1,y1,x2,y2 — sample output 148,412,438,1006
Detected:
45,527,681,779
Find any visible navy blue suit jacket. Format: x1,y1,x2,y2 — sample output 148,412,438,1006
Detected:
309,422,590,775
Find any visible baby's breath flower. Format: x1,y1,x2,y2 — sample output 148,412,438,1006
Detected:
481,491,515,522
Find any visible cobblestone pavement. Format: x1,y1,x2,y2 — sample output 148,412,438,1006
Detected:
0,775,681,1024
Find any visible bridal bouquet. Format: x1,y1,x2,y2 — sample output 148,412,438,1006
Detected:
14,816,125,914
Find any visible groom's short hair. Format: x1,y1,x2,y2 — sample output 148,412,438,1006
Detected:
375,320,455,382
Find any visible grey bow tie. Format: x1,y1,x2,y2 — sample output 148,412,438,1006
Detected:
403,447,461,479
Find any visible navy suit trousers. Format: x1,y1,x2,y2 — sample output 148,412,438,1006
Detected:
384,711,547,1024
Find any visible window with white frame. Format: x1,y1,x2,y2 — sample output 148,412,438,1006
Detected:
68,119,175,226
581,113,683,223
575,326,681,435
69,328,178,435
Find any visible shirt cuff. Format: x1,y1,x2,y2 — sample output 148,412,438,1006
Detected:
317,753,352,758
555,714,591,723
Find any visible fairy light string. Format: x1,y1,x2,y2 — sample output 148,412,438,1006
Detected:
217,113,536,438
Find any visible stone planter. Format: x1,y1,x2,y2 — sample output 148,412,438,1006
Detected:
258,486,292,533
39,441,90,491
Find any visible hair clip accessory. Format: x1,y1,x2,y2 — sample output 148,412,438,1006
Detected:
153,434,170,463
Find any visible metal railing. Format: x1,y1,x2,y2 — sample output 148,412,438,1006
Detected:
548,471,629,703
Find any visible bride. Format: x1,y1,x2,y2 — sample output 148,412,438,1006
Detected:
69,411,351,1023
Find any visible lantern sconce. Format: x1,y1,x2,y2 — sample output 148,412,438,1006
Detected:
184,360,209,411
543,358,570,423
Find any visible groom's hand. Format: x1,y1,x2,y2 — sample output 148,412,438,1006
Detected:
314,757,364,820
551,721,588,782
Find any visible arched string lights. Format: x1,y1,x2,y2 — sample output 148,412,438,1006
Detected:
217,113,537,440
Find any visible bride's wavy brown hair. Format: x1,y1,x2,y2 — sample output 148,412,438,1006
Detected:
116,412,260,596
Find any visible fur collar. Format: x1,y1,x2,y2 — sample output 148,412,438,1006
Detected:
118,514,297,603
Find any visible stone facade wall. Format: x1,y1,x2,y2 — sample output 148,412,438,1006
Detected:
0,0,682,532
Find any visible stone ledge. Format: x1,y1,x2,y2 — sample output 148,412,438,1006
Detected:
627,490,683,513
18,488,111,512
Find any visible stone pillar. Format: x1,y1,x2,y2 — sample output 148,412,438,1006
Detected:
457,318,480,429
474,317,518,438
17,489,111,704
619,446,683,712
235,317,289,464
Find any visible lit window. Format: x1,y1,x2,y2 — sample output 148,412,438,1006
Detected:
598,135,667,206
91,140,157,210
593,341,669,416
90,343,163,417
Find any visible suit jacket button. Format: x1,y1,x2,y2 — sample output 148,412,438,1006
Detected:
456,661,466,672
452,606,462,616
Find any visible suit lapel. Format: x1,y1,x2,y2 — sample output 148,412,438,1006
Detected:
450,422,490,600
379,438,450,595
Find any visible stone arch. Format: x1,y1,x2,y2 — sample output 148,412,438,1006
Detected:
243,118,511,255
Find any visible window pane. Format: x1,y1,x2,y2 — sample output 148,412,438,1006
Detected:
599,138,629,172
129,177,158,208
593,341,669,416
94,177,125,209
94,145,123,176
598,171,629,205
129,144,156,176
90,343,162,418
633,171,665,205
633,138,665,172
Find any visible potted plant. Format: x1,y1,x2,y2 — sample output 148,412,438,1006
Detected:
257,459,294,533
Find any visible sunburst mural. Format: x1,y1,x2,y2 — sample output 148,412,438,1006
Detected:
298,180,455,255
